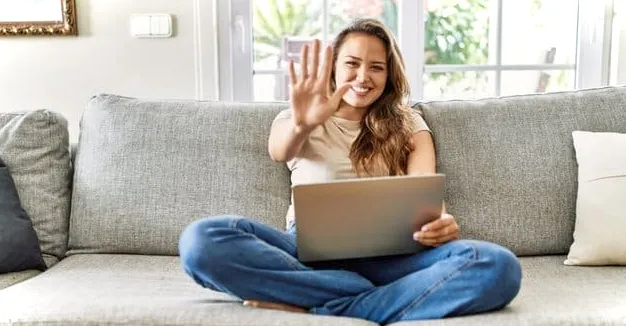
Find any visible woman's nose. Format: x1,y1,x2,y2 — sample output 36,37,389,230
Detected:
356,68,368,82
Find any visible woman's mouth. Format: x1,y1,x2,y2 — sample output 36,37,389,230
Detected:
351,86,372,96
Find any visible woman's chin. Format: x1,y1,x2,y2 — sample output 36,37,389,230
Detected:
343,96,375,109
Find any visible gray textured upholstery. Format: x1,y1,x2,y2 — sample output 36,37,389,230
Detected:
0,254,376,326
1,255,623,326
417,86,626,256
68,94,292,256
0,269,41,290
0,110,72,265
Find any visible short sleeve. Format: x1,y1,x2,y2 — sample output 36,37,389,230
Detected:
410,108,431,133
273,109,292,123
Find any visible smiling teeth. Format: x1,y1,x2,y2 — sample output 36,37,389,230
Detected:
352,86,370,93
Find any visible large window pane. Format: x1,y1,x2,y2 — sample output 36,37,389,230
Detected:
502,0,578,65
424,0,491,65
329,0,399,38
252,0,321,70
500,70,575,96
423,71,495,100
253,73,278,101
252,0,323,101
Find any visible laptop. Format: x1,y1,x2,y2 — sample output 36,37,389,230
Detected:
292,173,445,262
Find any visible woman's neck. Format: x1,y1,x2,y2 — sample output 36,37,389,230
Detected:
334,102,368,121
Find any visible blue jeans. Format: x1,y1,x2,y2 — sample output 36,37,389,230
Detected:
179,216,522,324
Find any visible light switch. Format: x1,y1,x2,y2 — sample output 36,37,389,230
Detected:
150,14,172,37
130,14,151,37
130,13,172,38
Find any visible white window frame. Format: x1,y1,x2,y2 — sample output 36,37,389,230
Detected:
577,0,614,89
217,0,253,101
217,0,614,102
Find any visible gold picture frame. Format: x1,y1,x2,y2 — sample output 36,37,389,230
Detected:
0,0,77,36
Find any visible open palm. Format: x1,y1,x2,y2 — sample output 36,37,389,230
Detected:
288,39,351,132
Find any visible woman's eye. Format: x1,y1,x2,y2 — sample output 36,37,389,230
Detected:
371,66,384,71
345,61,357,67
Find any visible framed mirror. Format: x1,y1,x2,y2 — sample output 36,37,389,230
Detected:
0,0,77,36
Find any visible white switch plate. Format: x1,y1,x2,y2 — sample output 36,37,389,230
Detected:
130,14,151,37
150,14,172,37
130,13,172,38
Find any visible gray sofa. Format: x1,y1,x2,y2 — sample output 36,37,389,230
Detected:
0,86,625,326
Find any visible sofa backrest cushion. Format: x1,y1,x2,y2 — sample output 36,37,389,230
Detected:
417,86,626,256
68,94,291,255
0,110,72,266
0,156,47,273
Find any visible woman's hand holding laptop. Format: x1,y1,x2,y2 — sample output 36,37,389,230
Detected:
413,213,459,247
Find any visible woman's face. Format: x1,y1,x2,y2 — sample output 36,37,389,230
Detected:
334,32,388,109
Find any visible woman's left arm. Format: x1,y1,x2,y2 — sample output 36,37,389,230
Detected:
406,131,460,246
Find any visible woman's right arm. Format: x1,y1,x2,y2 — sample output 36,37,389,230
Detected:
268,39,350,162
268,118,313,162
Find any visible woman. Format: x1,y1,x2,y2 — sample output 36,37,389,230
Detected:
179,18,522,324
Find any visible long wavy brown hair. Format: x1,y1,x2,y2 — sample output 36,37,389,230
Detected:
330,18,415,176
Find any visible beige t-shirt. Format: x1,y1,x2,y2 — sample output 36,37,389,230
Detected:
272,109,431,228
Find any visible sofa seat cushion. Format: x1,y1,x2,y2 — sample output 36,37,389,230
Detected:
0,269,41,290
389,256,626,326
0,254,375,326
1,255,624,326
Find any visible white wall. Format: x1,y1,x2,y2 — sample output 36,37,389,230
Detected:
0,0,217,142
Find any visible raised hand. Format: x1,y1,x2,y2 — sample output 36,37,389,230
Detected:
288,39,351,134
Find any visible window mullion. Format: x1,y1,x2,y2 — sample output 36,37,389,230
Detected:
216,0,233,101
322,0,329,44
218,0,253,101
577,0,613,89
399,0,424,102
495,0,503,96
424,64,576,73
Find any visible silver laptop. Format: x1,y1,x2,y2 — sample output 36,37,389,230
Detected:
292,174,445,262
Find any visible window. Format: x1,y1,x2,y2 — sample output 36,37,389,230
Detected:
217,0,614,102
423,0,578,100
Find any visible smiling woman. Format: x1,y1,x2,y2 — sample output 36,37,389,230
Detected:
0,0,77,36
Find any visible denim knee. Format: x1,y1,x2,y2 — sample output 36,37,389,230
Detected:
472,240,522,306
178,215,242,278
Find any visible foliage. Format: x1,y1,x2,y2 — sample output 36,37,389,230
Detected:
424,0,489,84
253,0,490,86
424,0,489,65
253,0,321,62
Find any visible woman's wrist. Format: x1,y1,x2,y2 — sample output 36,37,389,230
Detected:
291,122,315,137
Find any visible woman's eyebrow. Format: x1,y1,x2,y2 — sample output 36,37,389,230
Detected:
345,55,386,65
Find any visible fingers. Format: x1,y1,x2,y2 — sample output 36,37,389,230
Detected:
320,45,333,85
420,213,454,232
417,233,459,247
413,214,459,246
300,43,309,80
294,40,324,83
288,60,297,85
327,83,351,109
311,39,320,79
414,223,458,240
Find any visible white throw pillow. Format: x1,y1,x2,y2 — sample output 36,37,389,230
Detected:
565,131,626,266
